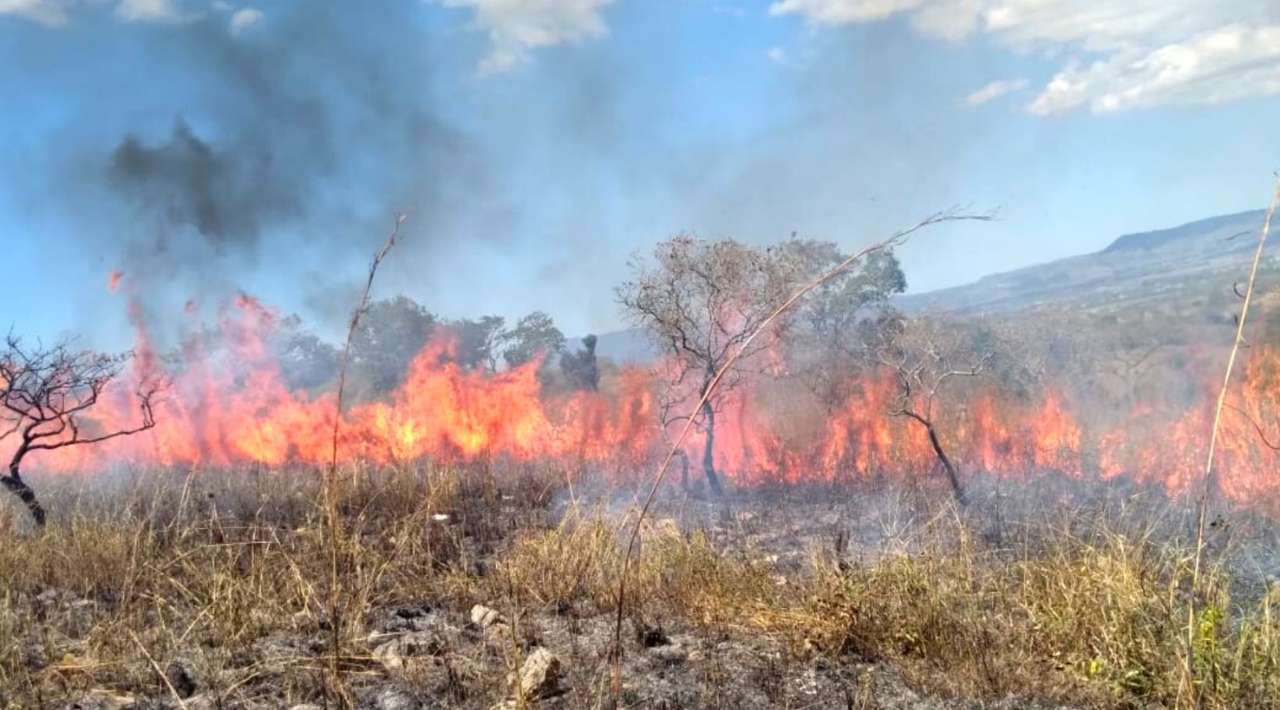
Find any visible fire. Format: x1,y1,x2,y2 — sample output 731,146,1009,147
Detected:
7,291,1280,512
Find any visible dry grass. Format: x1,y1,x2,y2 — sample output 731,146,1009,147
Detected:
0,465,1278,708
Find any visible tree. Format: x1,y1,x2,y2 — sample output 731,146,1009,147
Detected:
0,337,160,526
785,240,907,410
349,296,436,398
560,334,600,391
617,234,809,494
501,311,566,370
450,315,506,372
273,314,341,392
876,316,1004,505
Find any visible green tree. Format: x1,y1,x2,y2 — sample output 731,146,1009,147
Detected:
450,315,507,372
349,296,436,398
501,311,566,369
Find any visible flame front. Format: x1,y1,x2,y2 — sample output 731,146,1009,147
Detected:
8,293,1280,512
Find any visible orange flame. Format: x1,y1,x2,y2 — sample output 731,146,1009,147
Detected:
6,293,1280,512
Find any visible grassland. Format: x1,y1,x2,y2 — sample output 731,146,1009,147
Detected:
1,465,1279,709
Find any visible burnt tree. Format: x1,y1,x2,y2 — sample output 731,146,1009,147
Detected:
0,336,160,526
877,317,996,506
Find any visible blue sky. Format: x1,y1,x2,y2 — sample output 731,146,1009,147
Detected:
2,0,1278,346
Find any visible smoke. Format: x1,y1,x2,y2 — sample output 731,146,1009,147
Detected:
107,118,303,248
24,2,506,344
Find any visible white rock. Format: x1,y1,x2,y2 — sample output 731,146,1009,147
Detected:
516,647,562,699
470,604,505,628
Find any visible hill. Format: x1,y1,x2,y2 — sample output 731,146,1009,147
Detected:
898,209,1271,317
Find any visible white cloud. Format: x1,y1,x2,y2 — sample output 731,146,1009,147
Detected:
769,0,923,24
439,0,614,74
1028,25,1280,115
1,0,199,25
767,46,787,64
768,0,1280,115
114,0,185,23
963,77,1028,106
228,6,261,34
0,0,73,26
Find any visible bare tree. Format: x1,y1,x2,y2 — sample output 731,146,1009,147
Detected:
617,235,808,494
877,317,996,505
0,336,160,526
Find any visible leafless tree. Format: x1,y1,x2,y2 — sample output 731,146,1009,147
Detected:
0,336,161,526
617,235,809,494
877,317,997,505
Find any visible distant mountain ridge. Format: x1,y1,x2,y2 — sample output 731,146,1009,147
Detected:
588,208,1273,363
1103,211,1264,254
897,209,1270,316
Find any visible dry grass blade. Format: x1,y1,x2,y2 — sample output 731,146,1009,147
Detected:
324,213,406,708
1187,175,1280,703
127,630,189,710
608,209,993,697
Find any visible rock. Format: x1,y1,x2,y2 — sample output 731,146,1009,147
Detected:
371,688,420,710
64,689,137,710
165,660,197,698
373,631,443,672
515,647,562,700
470,604,505,628
180,695,219,710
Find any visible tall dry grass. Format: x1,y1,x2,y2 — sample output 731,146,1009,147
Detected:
0,466,1278,708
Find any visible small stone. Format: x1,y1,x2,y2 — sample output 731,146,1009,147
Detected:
515,647,562,699
372,688,420,710
470,604,505,628
373,631,443,672
180,695,218,710
65,689,137,710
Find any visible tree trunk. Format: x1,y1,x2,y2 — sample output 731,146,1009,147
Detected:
1,466,46,527
676,449,690,490
701,399,723,496
923,422,966,506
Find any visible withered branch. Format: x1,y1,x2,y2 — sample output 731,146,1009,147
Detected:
0,334,162,527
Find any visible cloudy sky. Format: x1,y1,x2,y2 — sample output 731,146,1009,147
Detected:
2,0,1278,345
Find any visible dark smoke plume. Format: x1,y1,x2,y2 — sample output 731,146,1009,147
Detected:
42,1,504,337
107,118,303,247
